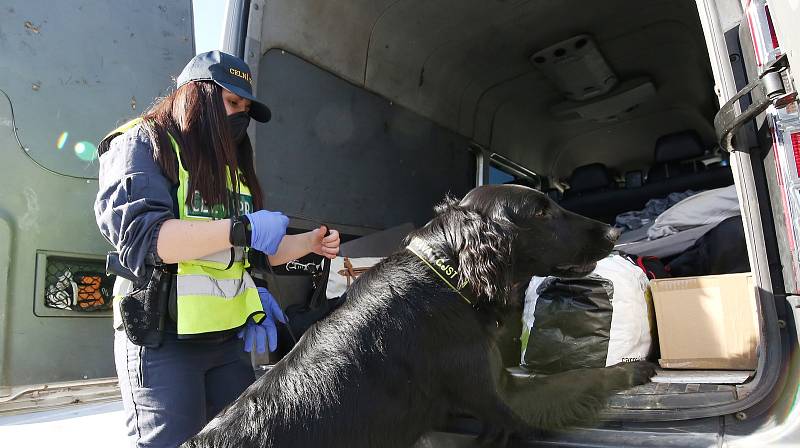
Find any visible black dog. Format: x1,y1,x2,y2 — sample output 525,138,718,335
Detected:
183,185,655,448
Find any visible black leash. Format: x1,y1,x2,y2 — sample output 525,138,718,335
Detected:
261,223,333,346
264,261,299,345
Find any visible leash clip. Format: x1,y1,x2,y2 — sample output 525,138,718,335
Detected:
286,260,323,274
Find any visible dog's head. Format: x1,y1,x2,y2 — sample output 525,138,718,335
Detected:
419,184,617,306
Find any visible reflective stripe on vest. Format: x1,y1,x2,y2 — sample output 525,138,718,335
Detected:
107,119,264,335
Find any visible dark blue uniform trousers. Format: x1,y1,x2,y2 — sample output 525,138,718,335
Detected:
114,329,255,448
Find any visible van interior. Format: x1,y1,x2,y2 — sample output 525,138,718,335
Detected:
250,0,766,422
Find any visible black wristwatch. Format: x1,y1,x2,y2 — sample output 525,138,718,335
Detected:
229,215,252,247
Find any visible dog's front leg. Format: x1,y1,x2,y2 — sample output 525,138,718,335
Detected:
443,344,541,446
500,361,656,430
448,344,655,443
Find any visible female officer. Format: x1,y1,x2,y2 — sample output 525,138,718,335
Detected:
94,51,340,447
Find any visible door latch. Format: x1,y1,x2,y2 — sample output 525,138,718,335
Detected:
715,54,796,152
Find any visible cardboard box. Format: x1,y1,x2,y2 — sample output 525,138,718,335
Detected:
650,273,760,370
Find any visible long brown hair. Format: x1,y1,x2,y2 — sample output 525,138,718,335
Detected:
141,81,264,211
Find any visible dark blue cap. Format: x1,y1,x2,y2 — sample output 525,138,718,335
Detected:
176,51,271,122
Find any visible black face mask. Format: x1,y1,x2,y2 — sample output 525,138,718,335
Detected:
227,112,251,145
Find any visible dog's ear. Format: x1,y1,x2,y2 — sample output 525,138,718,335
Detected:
456,210,516,306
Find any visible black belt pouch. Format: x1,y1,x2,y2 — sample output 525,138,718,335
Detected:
119,267,172,348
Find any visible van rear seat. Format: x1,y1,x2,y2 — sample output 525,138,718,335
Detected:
559,130,733,224
643,130,734,199
559,163,624,223
562,163,616,198
647,130,707,182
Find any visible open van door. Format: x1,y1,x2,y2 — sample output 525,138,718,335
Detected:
0,0,194,413
702,1,800,442
711,0,800,294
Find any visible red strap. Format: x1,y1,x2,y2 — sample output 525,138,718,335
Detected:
636,256,657,279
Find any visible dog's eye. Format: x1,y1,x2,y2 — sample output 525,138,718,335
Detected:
534,208,548,218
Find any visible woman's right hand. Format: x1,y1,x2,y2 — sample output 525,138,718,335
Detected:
246,210,289,255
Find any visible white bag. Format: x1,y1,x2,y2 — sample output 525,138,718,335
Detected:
594,255,653,365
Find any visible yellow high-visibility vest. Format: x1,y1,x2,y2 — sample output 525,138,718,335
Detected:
104,119,264,335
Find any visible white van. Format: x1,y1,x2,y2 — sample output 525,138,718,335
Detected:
1,0,799,446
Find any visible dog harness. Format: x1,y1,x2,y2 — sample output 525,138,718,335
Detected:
406,238,477,306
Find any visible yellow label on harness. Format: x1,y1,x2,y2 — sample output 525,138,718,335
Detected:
406,238,474,305
434,258,458,279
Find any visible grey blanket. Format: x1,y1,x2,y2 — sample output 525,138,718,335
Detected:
614,190,697,232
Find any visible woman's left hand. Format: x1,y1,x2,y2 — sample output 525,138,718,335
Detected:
309,225,340,259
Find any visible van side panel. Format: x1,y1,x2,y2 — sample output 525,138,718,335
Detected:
0,93,117,387
0,1,194,389
255,50,476,231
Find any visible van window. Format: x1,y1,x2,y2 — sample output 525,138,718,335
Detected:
0,2,194,178
488,164,516,185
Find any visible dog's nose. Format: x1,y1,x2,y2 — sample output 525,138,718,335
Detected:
605,227,620,244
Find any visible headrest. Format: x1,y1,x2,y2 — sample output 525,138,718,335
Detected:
569,163,613,193
625,170,643,189
654,130,705,163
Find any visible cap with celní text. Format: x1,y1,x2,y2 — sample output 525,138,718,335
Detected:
176,50,271,122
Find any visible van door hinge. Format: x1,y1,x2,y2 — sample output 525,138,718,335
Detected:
715,55,796,152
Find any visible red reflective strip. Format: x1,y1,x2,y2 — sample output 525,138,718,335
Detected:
746,2,763,66
765,5,780,49
792,132,800,177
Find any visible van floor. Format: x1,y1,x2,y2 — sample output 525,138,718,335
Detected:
259,364,743,411
507,367,747,411
609,381,738,410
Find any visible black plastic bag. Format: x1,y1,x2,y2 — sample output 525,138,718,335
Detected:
667,216,749,276
522,275,613,374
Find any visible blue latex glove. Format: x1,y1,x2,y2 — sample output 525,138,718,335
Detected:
238,287,287,353
246,210,289,255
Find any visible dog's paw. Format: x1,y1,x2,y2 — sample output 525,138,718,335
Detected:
609,361,657,389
